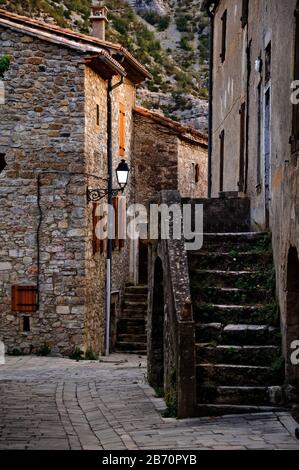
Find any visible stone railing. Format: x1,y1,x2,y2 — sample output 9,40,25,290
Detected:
147,190,196,418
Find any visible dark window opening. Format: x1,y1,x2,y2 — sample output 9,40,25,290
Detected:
220,10,227,63
23,316,30,333
195,164,200,183
219,130,225,192
241,0,249,28
265,42,271,84
256,83,262,190
238,103,246,192
0,153,6,174
96,104,100,126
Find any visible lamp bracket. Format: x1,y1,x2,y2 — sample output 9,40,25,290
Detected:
87,187,124,203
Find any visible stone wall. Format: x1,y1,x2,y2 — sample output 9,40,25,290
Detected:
0,26,87,355
178,140,208,198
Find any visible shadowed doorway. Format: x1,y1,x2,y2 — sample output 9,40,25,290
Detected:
286,246,299,386
148,257,164,389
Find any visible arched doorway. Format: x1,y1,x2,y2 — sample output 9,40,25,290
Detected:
286,246,299,386
148,257,164,389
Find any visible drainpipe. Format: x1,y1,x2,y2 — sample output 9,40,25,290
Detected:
105,75,124,357
206,4,215,198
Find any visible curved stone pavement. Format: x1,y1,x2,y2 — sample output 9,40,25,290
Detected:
0,354,298,450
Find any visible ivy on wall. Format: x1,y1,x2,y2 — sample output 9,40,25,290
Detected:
0,54,11,78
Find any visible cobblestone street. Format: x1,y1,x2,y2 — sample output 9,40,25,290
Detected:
0,355,298,450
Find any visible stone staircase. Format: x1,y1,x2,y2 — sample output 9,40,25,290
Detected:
115,285,147,355
188,232,286,415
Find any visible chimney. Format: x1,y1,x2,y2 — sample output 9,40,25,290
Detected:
90,1,109,41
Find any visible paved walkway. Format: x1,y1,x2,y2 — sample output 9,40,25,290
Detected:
0,354,298,450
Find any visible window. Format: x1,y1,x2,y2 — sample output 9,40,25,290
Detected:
195,164,200,183
12,286,37,312
112,196,126,251
119,103,126,157
96,104,100,126
0,153,6,174
241,0,249,28
291,3,299,153
220,10,227,63
238,103,246,192
23,317,30,333
219,130,225,192
256,83,262,191
265,42,271,85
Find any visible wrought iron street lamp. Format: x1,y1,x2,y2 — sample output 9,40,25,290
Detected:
87,159,130,202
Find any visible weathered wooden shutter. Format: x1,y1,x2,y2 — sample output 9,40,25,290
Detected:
92,203,100,255
219,130,225,192
241,0,249,28
238,103,246,192
292,5,299,153
220,10,227,63
119,103,126,157
113,196,126,250
12,286,37,312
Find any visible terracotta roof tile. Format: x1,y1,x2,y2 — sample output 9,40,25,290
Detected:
134,107,208,146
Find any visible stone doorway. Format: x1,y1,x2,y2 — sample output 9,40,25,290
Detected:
286,246,299,386
148,257,164,390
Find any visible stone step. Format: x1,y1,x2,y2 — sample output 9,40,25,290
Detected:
189,251,273,271
195,403,284,417
196,344,281,366
193,303,279,325
120,310,147,320
124,292,148,301
193,287,272,305
197,363,284,387
198,385,286,406
198,232,271,253
196,323,281,346
190,269,270,289
115,342,147,352
117,334,147,343
117,319,146,336
125,285,148,295
123,300,147,312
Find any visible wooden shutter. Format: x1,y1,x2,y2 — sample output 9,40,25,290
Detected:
241,0,249,28
292,6,299,153
238,103,246,192
92,203,100,255
113,196,126,250
12,286,37,312
119,103,126,157
220,10,227,63
219,130,225,192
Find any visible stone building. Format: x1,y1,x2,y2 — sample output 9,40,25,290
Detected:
201,0,299,391
0,7,208,356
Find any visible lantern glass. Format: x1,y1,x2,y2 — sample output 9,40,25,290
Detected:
116,159,129,189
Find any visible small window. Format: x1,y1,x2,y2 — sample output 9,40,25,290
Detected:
23,317,30,333
265,42,271,84
220,10,227,63
0,153,6,174
195,164,200,183
96,104,100,126
219,130,225,192
12,286,37,312
241,0,249,28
